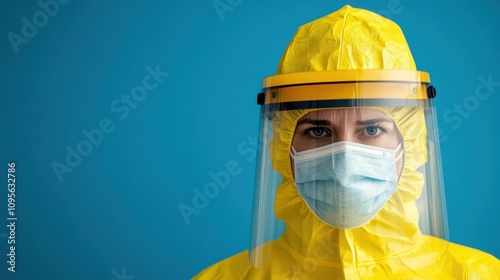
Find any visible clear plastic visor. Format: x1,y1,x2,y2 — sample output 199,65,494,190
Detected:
249,76,448,274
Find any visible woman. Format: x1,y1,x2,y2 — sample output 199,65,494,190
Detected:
194,5,500,279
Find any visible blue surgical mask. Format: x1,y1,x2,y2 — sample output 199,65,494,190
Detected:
290,141,403,229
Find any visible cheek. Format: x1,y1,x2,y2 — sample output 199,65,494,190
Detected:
290,156,295,178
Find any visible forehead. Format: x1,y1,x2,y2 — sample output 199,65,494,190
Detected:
299,108,391,121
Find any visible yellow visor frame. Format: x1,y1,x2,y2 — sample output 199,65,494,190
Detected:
258,70,434,111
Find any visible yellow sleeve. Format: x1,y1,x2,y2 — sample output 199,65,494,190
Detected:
446,242,500,279
192,250,253,280
464,251,500,279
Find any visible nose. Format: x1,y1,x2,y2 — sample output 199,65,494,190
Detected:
334,128,350,142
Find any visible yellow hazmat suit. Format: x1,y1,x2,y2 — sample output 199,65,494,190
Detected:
193,5,500,279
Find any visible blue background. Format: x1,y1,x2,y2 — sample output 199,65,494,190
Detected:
1,0,499,279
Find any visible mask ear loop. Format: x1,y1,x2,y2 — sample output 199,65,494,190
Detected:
289,146,298,159
394,143,404,162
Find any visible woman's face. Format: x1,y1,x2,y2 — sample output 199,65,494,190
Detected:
291,108,404,177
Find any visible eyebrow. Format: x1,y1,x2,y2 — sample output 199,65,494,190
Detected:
296,118,331,126
356,118,393,125
296,118,392,126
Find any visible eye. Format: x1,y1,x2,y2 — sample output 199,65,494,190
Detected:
305,127,330,139
365,126,380,136
361,125,388,139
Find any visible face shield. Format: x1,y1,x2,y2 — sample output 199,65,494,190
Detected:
250,69,449,272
